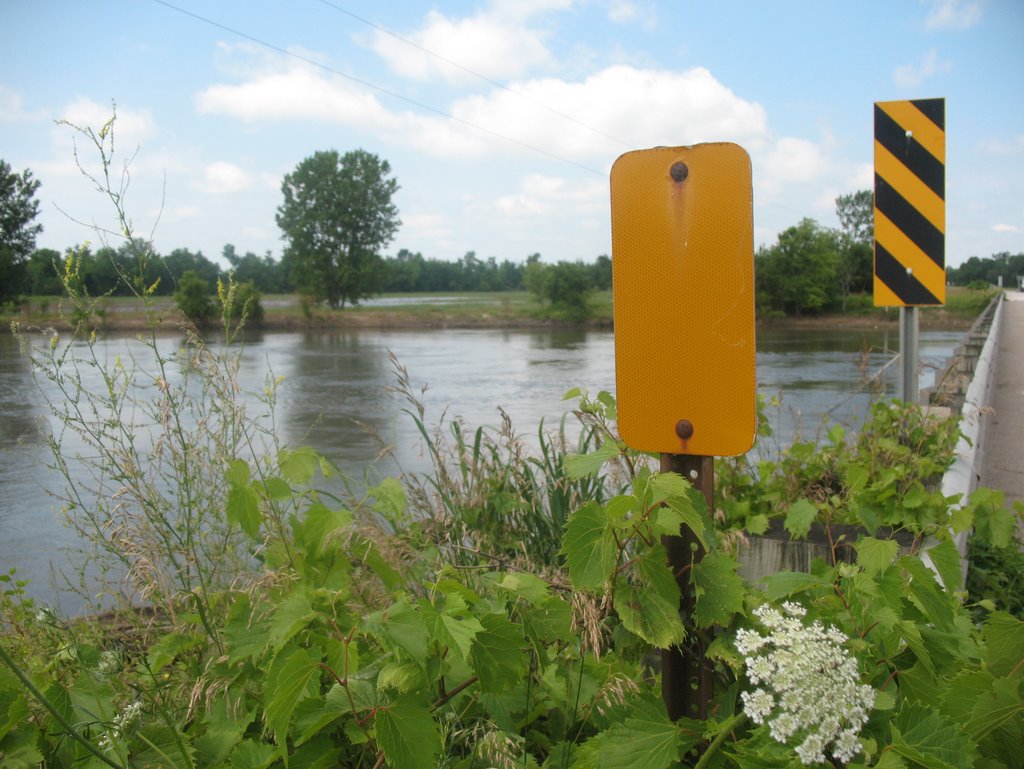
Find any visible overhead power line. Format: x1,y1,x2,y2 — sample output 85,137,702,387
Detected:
314,0,637,151
149,0,607,176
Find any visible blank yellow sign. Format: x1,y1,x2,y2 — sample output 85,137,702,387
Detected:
610,143,756,457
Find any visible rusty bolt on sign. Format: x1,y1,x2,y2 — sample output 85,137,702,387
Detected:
670,162,689,182
675,419,694,440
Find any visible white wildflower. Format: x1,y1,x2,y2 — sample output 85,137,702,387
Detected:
736,602,875,766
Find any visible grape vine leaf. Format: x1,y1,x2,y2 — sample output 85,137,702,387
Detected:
563,441,622,479
783,498,817,539
692,552,744,628
571,696,683,769
856,537,901,575
265,645,321,762
561,501,615,591
890,701,979,769
374,699,441,769
613,545,684,647
468,613,527,693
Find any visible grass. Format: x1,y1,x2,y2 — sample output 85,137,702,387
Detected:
3,286,998,333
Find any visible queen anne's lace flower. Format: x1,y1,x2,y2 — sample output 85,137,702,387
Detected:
736,602,875,766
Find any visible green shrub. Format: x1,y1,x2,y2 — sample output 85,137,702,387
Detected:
173,269,214,324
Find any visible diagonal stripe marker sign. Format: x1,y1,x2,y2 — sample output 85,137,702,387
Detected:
873,98,946,306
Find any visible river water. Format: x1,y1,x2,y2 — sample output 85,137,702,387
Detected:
0,325,963,610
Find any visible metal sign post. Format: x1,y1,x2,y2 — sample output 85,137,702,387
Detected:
899,306,920,403
610,143,756,720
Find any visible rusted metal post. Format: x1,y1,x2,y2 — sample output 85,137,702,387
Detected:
660,452,714,721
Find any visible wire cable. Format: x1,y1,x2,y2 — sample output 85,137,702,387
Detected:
149,0,607,176
314,0,637,151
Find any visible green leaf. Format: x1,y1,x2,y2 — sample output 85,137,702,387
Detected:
857,537,901,575
487,571,551,605
0,726,43,769
468,613,527,693
226,458,250,486
572,696,682,769
227,482,262,538
288,735,342,769
925,538,963,591
561,501,615,591
302,503,353,559
431,610,484,661
132,724,195,769
364,598,429,665
692,552,744,628
654,497,710,551
369,477,406,519
374,699,441,769
759,570,830,602
224,595,272,664
230,739,278,769
523,596,573,645
563,441,622,479
981,611,1024,678
279,446,320,485
783,498,817,538
265,646,320,758
268,589,316,651
890,701,979,769
613,546,684,647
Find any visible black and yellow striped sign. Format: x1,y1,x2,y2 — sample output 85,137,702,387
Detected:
874,98,945,306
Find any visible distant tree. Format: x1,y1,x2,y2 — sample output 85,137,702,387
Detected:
835,190,873,246
0,159,43,302
223,243,288,294
835,190,874,308
593,254,612,291
523,253,546,303
277,149,400,308
756,218,840,316
26,248,64,295
174,269,215,324
541,261,594,321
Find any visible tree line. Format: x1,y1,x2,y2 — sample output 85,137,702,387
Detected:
2,152,1018,318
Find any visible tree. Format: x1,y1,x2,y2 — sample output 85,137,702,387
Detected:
174,269,215,324
835,190,874,308
0,160,42,302
276,149,400,308
756,218,840,316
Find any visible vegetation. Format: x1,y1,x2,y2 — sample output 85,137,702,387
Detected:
3,108,1023,769
277,149,401,308
948,251,1024,289
0,158,43,303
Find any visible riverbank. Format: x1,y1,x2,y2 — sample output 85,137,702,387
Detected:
3,287,996,334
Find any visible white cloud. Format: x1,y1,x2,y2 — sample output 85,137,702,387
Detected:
202,161,252,194
494,174,606,217
992,223,1021,233
761,137,828,184
0,86,39,122
892,48,953,88
401,212,452,244
197,61,395,130
371,9,554,83
924,0,983,30
196,49,769,168
981,134,1024,155
449,65,768,162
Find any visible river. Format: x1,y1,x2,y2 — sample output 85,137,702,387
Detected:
0,325,963,611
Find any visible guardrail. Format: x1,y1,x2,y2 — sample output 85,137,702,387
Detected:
922,292,1004,586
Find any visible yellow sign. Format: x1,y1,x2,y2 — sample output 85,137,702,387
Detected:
874,98,946,306
610,143,756,457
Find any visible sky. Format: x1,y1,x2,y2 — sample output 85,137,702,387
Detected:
2,0,1022,271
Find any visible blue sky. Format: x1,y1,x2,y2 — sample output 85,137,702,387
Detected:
2,0,1022,270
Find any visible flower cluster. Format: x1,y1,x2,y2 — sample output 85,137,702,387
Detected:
736,602,875,765
98,700,142,752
